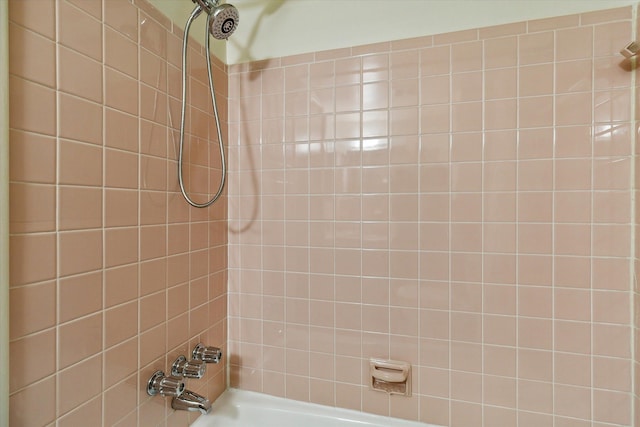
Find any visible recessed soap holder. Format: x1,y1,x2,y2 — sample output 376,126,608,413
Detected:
369,358,411,396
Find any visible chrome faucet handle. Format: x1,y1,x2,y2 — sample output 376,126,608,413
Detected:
171,355,207,379
147,370,185,397
192,343,223,364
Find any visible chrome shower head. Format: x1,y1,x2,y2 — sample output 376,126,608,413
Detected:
208,3,239,40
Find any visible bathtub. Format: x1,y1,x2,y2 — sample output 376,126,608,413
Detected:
190,388,440,427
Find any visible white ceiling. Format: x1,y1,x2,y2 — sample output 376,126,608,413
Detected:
149,0,637,64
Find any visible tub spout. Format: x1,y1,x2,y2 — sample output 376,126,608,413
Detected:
171,390,212,414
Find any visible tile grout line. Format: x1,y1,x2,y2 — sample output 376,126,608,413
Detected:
628,3,638,426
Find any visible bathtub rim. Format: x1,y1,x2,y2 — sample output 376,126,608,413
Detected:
191,387,442,427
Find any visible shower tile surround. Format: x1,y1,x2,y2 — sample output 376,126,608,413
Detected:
228,5,638,427
6,2,640,427
8,0,227,426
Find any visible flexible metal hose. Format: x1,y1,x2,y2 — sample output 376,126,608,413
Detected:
178,5,227,208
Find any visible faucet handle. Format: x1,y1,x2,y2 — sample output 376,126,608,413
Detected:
147,370,185,397
192,343,223,364
171,355,206,379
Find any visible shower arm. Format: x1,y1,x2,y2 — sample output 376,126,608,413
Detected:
192,0,219,14
177,5,227,208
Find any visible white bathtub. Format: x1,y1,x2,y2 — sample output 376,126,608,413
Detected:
190,388,439,427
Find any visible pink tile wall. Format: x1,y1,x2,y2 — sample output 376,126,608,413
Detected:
228,6,635,426
635,8,640,427
8,0,227,426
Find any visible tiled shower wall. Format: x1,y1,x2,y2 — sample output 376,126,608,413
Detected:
8,0,227,426
228,6,636,427
634,8,640,427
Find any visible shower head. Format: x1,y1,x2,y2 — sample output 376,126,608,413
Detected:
208,3,239,40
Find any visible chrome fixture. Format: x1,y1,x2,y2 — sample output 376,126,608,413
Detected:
208,4,240,40
192,343,223,364
179,0,239,208
147,370,185,397
172,389,212,414
192,0,239,39
171,355,207,379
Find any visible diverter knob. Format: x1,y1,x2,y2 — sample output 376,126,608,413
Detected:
192,343,223,364
171,355,206,379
